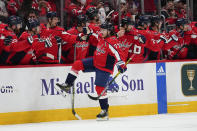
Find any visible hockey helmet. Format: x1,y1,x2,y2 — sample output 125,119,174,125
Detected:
176,18,188,27
27,19,40,30
77,14,88,26
151,16,161,24
7,16,18,26
47,11,58,19
150,15,161,26
121,17,134,27
138,15,150,26
100,22,114,32
86,7,98,20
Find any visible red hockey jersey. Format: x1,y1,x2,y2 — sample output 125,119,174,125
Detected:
62,27,90,64
128,29,149,63
6,31,38,65
93,35,124,74
163,29,191,59
39,24,78,63
0,26,18,64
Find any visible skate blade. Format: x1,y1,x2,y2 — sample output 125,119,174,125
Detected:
54,86,67,98
96,116,109,121
56,83,71,93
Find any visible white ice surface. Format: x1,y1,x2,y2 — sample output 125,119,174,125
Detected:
1,112,197,131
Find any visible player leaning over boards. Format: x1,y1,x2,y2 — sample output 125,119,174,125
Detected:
56,22,127,121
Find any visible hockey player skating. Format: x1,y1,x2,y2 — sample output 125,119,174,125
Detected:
56,22,127,120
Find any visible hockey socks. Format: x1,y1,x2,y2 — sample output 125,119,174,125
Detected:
96,86,109,120
99,98,109,111
64,60,85,86
65,73,77,86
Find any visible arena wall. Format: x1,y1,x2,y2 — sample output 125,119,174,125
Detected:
0,61,197,125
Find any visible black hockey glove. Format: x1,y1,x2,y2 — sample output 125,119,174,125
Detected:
138,35,146,44
116,60,127,73
55,36,62,44
4,36,13,45
83,27,92,35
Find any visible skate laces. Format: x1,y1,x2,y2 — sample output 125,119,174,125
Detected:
100,109,107,115
62,83,67,86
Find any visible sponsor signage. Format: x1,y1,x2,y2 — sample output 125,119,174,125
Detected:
0,85,14,94
181,64,197,96
156,63,167,114
0,63,157,113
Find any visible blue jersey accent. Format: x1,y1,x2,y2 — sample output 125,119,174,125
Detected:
156,62,167,114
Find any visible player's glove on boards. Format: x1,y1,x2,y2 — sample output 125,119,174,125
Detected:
116,60,127,73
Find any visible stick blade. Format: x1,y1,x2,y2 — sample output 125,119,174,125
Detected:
72,109,82,120
87,94,100,100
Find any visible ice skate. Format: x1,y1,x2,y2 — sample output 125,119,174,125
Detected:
96,109,109,121
56,83,72,93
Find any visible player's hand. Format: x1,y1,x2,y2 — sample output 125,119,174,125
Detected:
4,36,13,46
78,33,88,41
116,60,127,73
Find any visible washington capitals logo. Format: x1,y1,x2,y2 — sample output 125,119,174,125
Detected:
115,40,132,50
75,42,89,51
96,44,106,55
107,76,119,93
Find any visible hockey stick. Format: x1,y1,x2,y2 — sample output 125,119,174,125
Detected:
106,10,114,19
71,84,82,120
88,56,133,100
71,44,81,120
172,44,189,59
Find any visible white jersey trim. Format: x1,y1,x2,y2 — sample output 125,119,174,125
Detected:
108,43,122,61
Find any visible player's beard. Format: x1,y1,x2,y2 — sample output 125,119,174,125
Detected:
50,22,57,28
13,27,20,35
106,31,111,38
32,28,39,35
126,27,131,32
